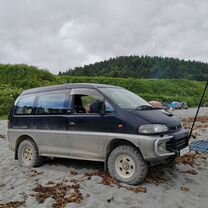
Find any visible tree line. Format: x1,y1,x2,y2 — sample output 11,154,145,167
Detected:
59,55,208,81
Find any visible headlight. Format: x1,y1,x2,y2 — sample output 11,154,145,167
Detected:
138,124,168,134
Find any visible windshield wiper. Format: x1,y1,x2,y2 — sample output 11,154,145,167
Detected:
134,105,156,111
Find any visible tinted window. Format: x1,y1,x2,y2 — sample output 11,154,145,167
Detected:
15,95,35,115
35,92,67,115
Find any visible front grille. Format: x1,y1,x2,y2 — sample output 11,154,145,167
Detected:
166,137,188,151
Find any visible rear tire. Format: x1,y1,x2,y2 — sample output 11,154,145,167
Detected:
18,139,41,167
108,145,147,185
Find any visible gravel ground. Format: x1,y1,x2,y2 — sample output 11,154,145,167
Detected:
172,107,208,119
0,108,207,208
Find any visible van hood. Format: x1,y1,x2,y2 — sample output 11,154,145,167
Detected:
127,109,181,129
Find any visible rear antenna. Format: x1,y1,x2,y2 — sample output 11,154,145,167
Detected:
189,81,208,139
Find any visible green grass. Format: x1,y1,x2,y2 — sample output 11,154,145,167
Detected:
61,76,207,106
0,115,8,120
0,64,207,118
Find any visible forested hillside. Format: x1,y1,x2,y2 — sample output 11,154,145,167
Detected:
0,64,207,118
60,56,208,81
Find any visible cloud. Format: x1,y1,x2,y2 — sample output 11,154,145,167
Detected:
0,0,208,74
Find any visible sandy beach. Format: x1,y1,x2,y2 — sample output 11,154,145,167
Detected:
0,108,207,208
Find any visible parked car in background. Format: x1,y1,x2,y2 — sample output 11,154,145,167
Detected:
182,102,188,109
175,102,183,109
169,101,188,110
175,102,188,110
7,83,190,185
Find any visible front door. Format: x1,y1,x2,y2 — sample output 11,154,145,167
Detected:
67,88,121,161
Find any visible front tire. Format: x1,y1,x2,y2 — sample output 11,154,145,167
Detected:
18,139,41,167
107,145,147,185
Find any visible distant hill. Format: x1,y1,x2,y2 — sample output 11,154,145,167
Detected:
59,56,208,81
0,64,207,118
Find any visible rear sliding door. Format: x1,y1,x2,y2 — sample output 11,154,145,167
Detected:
32,89,70,157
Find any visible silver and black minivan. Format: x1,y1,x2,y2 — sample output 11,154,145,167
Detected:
8,83,190,184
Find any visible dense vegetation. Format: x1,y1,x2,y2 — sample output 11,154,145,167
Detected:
0,64,60,118
60,56,208,81
0,64,207,118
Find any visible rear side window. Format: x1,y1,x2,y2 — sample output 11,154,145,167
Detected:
15,95,36,115
35,92,67,115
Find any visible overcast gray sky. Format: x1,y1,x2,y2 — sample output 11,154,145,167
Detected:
0,0,208,74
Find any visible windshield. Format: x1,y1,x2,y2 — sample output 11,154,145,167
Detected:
99,87,151,110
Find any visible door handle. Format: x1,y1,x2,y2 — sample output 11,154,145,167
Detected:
69,122,76,126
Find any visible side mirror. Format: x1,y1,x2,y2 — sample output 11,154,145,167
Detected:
89,100,105,115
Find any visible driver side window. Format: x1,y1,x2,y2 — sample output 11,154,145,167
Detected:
71,88,114,114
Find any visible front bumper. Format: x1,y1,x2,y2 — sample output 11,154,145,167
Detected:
154,128,189,157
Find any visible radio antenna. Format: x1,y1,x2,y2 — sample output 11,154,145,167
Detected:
189,81,208,139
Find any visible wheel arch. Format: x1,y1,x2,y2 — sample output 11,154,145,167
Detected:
104,138,143,170
15,134,37,160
